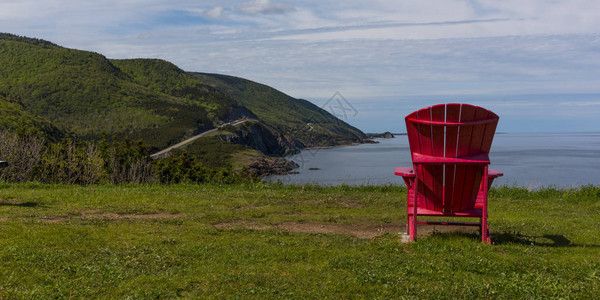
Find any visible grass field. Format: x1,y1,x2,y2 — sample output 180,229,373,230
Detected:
0,183,598,298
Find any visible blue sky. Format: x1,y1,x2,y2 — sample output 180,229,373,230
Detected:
1,0,599,132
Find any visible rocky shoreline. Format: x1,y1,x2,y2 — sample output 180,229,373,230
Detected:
366,131,395,139
247,157,300,177
249,138,381,176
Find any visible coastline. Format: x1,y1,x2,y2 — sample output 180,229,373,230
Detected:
254,138,386,176
265,132,600,187
301,137,391,151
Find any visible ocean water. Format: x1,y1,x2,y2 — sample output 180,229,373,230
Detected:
266,133,600,188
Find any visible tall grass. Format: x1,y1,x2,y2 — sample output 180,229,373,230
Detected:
0,132,253,184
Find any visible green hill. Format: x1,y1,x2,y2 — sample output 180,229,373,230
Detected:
0,95,63,138
0,34,226,148
191,72,365,147
0,33,366,169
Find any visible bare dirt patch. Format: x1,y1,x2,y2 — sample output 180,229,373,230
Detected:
293,198,364,209
40,212,185,223
212,221,478,239
276,222,403,239
213,221,273,231
81,212,185,220
42,216,70,223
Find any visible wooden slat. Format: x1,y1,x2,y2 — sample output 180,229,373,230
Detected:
394,167,415,177
465,107,490,209
469,107,489,154
430,104,445,212
407,206,483,217
412,153,490,165
407,118,498,126
488,169,503,177
415,107,434,210
443,103,460,213
405,110,421,208
480,110,499,153
405,111,420,155
453,104,477,212
416,221,481,226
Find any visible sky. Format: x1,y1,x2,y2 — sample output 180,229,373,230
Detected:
2,0,600,132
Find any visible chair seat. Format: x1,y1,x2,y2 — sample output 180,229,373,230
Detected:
394,167,503,178
412,153,490,165
407,206,482,217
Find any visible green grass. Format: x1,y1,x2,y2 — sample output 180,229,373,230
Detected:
181,136,256,168
0,183,598,298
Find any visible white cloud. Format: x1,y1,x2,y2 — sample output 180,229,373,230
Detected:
238,0,294,15
202,6,224,19
2,0,600,131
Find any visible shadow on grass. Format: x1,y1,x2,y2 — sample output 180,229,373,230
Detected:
492,232,600,248
0,201,41,207
428,231,600,248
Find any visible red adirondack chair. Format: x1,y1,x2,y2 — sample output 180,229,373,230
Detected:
395,104,502,244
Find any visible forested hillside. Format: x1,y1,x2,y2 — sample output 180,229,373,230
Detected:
192,72,365,147
0,34,227,149
0,33,366,172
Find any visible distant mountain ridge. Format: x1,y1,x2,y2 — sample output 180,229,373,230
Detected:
0,33,366,169
191,72,365,149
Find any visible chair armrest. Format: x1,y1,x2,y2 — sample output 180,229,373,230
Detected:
488,169,503,178
395,166,500,178
394,167,415,177
412,153,490,165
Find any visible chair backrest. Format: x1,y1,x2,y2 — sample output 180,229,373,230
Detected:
405,104,499,213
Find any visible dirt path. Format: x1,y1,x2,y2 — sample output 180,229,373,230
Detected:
150,119,252,158
4,211,477,241
212,221,478,239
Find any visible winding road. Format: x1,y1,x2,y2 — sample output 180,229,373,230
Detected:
150,119,252,158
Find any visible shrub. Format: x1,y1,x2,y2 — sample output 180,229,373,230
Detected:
0,131,254,185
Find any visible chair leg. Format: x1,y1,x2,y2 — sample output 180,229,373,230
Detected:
481,166,491,244
407,214,411,236
409,178,419,242
481,217,490,244
411,214,417,241
408,214,416,241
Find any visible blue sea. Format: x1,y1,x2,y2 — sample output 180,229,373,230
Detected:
267,133,600,188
